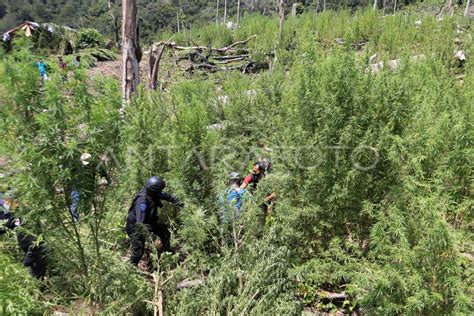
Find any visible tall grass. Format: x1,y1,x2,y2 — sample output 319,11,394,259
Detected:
1,6,472,314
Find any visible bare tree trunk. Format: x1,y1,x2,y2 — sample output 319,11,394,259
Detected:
177,11,180,32
393,0,397,13
437,0,453,18
154,272,164,316
122,0,140,102
373,0,377,10
224,0,227,23
216,0,220,24
144,271,164,316
447,0,453,15
107,0,119,48
382,0,386,14
237,0,241,25
148,43,166,90
272,0,285,69
277,0,285,46
323,0,327,11
465,0,472,16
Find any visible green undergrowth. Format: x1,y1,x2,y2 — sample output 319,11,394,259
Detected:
0,6,472,315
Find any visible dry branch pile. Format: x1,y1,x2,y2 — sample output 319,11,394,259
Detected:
147,35,267,89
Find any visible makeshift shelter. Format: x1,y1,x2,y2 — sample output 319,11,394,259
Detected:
2,21,40,39
2,21,76,55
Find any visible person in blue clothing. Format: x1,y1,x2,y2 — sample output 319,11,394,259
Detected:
221,172,247,224
36,58,48,81
220,172,248,246
69,152,110,223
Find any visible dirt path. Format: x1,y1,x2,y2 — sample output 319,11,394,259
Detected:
87,57,151,82
87,59,122,80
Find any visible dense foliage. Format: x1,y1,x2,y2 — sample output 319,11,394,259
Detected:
0,0,436,43
1,7,473,315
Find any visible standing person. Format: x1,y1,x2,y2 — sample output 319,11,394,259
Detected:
0,195,47,279
220,172,248,246
58,55,68,81
72,55,81,68
257,158,276,215
241,159,276,221
221,172,247,223
36,59,48,81
240,161,267,191
17,226,48,279
125,176,184,265
69,152,110,223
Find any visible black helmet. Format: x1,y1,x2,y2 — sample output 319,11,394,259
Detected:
228,172,242,181
145,176,166,195
228,172,242,185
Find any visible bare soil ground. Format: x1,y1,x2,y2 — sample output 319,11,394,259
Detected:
87,59,122,80
87,56,154,83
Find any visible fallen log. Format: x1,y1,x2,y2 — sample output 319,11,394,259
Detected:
153,35,256,54
185,63,219,72
185,61,268,73
317,290,347,300
177,49,210,63
335,38,369,49
461,252,474,263
176,278,204,289
212,57,248,64
211,54,249,60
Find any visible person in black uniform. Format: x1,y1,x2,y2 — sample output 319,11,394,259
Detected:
0,216,47,279
125,176,184,265
0,191,48,278
17,230,47,279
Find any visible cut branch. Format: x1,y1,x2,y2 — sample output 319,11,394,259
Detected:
219,35,256,52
